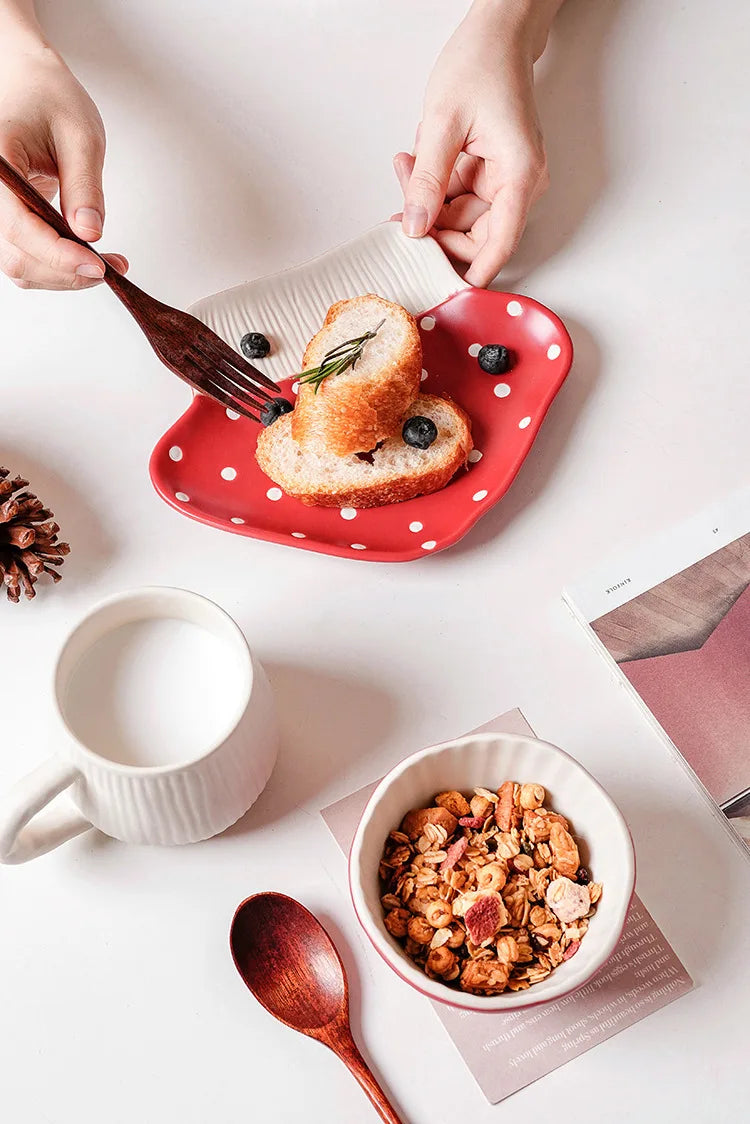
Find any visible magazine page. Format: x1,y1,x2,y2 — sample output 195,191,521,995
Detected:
564,486,750,851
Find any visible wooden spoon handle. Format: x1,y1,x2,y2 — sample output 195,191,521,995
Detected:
328,1030,404,1124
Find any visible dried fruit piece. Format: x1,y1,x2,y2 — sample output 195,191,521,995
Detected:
440,836,468,873
464,894,508,944
546,877,591,924
435,790,471,818
458,815,485,829
400,806,458,841
494,780,515,831
562,940,581,961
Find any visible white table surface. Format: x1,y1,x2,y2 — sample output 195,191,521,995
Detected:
2,1,749,1120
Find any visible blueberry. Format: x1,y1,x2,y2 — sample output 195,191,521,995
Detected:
477,344,512,375
260,397,293,427
240,331,271,360
576,866,591,886
402,415,438,450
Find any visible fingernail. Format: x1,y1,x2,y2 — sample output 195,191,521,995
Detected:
76,263,105,278
403,204,428,238
74,207,103,237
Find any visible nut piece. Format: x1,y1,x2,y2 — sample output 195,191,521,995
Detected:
494,780,515,831
434,790,471,818
425,899,454,928
460,957,510,995
407,915,434,945
400,806,458,841
469,794,493,820
549,821,580,878
519,783,546,810
383,908,410,938
546,877,591,924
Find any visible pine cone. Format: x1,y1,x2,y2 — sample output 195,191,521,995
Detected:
0,467,70,603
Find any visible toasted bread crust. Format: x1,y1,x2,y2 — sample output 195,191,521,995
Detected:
291,295,422,456
256,395,472,509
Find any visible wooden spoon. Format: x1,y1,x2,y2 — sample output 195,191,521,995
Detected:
230,892,404,1123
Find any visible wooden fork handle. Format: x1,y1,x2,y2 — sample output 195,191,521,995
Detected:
0,154,145,306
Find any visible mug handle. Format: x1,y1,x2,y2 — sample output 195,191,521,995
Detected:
0,757,92,864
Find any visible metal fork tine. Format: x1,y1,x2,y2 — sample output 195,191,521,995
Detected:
202,329,280,394
182,360,262,423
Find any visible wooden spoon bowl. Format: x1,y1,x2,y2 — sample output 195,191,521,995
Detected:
230,893,403,1123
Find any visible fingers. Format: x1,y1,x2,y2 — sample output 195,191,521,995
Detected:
0,251,127,291
435,192,489,234
393,151,414,197
55,124,106,241
0,138,125,290
464,155,547,287
401,114,464,238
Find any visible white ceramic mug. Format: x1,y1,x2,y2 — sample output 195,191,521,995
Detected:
0,587,278,864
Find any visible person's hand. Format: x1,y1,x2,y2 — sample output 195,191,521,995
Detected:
395,0,559,288
0,43,127,289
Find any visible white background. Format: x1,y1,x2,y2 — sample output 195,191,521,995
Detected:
1,1,749,1121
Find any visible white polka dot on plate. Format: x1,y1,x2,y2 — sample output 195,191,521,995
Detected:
409,521,424,533
168,446,183,462
468,343,482,357
292,381,300,394
506,300,523,317
421,369,429,382
547,343,561,360
519,416,532,429
230,517,245,524
220,466,237,481
291,532,306,539
351,543,367,551
175,492,190,503
226,408,240,421
340,507,357,520
494,383,511,398
421,540,437,551
266,487,282,501
472,489,488,502
420,316,436,331
468,449,483,463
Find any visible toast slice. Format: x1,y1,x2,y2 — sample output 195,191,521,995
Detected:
291,294,422,456
257,394,472,508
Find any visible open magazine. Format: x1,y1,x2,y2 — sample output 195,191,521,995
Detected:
565,485,750,853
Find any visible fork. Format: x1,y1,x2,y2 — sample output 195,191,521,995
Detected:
0,155,280,424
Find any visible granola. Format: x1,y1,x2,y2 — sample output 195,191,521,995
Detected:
378,782,603,996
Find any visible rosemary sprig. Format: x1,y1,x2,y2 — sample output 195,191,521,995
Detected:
297,318,386,393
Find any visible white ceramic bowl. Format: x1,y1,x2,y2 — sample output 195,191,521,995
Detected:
349,732,635,1012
